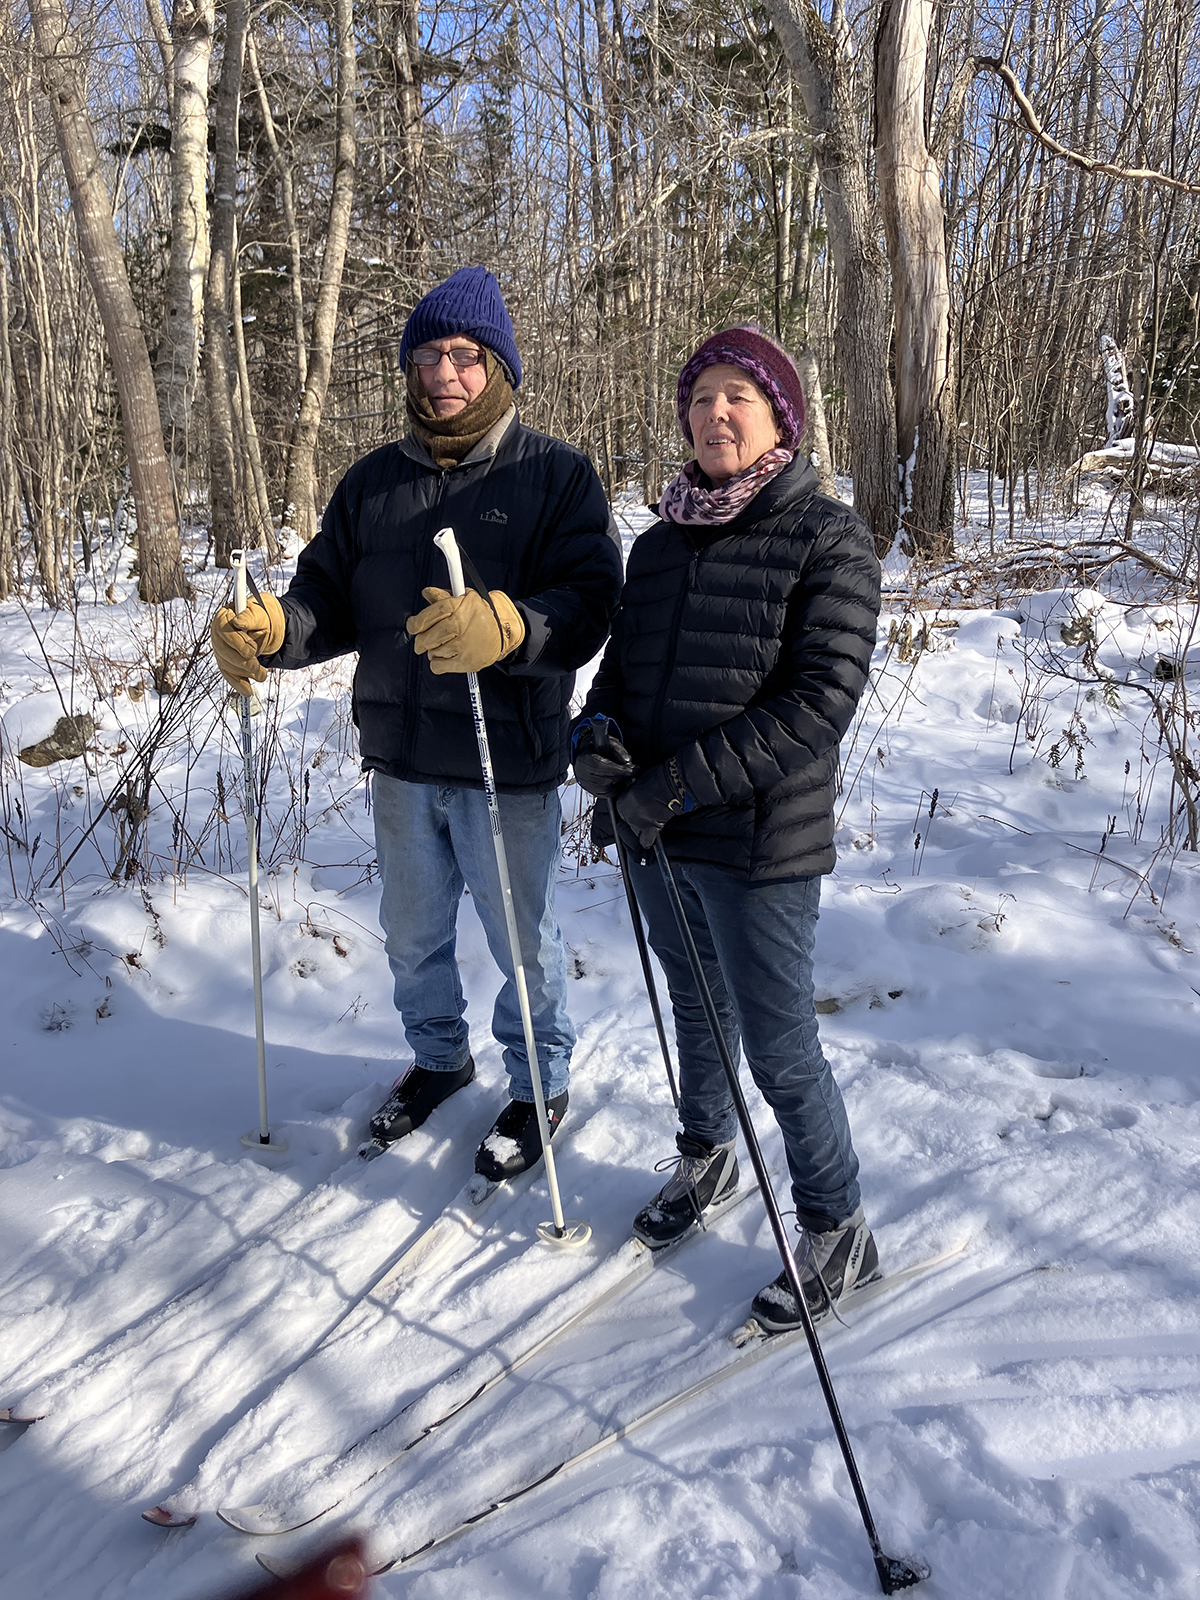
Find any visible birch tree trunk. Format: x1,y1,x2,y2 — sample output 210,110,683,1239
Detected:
30,0,188,603
639,0,664,504
875,0,955,558
1100,333,1134,443
764,0,899,555
796,344,837,496
281,0,357,545
0,256,17,598
155,0,213,456
205,0,249,567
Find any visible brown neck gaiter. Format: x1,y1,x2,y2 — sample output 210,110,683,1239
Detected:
405,352,514,470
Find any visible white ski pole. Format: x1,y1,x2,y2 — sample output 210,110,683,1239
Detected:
433,527,588,1248
231,549,285,1155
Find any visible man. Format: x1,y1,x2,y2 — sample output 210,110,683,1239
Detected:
212,266,622,1181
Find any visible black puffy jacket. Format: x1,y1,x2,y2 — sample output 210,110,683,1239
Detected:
579,455,880,879
266,413,622,794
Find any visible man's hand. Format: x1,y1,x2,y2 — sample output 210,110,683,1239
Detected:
572,716,637,798
211,594,286,696
407,587,525,674
616,758,692,850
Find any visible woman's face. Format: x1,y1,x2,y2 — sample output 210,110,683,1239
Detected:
687,363,782,484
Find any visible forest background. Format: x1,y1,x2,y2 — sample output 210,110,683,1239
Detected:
2,0,1199,610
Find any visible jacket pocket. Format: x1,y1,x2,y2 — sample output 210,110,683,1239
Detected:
517,680,542,765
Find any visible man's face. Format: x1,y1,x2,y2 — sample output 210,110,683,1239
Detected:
413,335,489,417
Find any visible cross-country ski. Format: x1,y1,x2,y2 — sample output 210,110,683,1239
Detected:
254,1241,966,1581
137,1103,614,1532
7,1095,522,1448
216,1186,760,1538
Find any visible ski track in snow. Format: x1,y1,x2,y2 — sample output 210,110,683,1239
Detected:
1,490,1199,1598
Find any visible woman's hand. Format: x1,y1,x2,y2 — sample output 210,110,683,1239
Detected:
571,716,637,798
615,758,692,850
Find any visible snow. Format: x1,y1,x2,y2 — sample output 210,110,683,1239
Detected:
481,1129,523,1164
1087,438,1200,467
1,484,1199,1598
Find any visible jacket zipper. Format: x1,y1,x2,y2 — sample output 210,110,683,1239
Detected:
402,470,450,774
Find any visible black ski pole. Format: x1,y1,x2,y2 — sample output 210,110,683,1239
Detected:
653,842,927,1597
589,716,679,1110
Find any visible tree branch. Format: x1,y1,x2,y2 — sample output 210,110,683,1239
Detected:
976,57,1200,197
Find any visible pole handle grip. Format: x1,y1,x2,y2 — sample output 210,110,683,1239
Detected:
229,548,262,714
434,527,466,599
232,547,248,611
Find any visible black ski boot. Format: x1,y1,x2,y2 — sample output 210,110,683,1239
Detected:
473,1091,568,1182
631,1132,739,1249
368,1058,475,1146
750,1206,879,1331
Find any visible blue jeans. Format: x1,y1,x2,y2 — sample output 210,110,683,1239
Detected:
628,859,861,1231
372,774,574,1102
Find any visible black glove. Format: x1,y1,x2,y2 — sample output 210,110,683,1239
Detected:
572,716,637,799
615,757,692,851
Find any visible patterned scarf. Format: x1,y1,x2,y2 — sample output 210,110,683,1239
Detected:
657,447,794,526
406,352,514,470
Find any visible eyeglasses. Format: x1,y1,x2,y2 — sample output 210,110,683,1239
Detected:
410,346,485,369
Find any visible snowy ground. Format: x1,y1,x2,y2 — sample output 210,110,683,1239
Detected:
1,483,1199,1599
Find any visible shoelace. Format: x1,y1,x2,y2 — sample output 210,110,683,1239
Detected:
794,1225,853,1328
652,1150,717,1230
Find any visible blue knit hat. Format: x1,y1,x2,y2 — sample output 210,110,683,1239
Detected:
399,266,522,388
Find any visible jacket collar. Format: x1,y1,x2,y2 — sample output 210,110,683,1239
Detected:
680,452,822,547
726,450,819,525
397,405,518,471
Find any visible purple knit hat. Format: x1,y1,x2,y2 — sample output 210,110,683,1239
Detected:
677,325,805,450
399,265,522,388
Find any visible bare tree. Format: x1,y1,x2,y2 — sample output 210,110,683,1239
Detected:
764,0,899,554
30,0,187,603
875,0,955,558
153,0,214,458
205,0,249,567
0,249,17,598
280,0,357,545
246,28,306,397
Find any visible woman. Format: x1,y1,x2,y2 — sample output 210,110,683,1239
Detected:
572,326,881,1329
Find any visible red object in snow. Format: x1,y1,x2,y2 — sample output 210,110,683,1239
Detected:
236,1537,371,1599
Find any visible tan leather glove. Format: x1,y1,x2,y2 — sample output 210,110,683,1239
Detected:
211,594,286,696
407,587,525,675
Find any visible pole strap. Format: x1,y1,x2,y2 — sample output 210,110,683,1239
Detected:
227,560,266,608
453,539,509,656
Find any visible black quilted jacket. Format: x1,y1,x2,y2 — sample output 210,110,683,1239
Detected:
265,415,622,794
579,455,880,879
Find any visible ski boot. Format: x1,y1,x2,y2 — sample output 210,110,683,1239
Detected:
750,1206,879,1330
632,1132,739,1249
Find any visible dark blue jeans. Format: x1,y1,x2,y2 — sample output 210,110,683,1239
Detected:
628,858,861,1231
